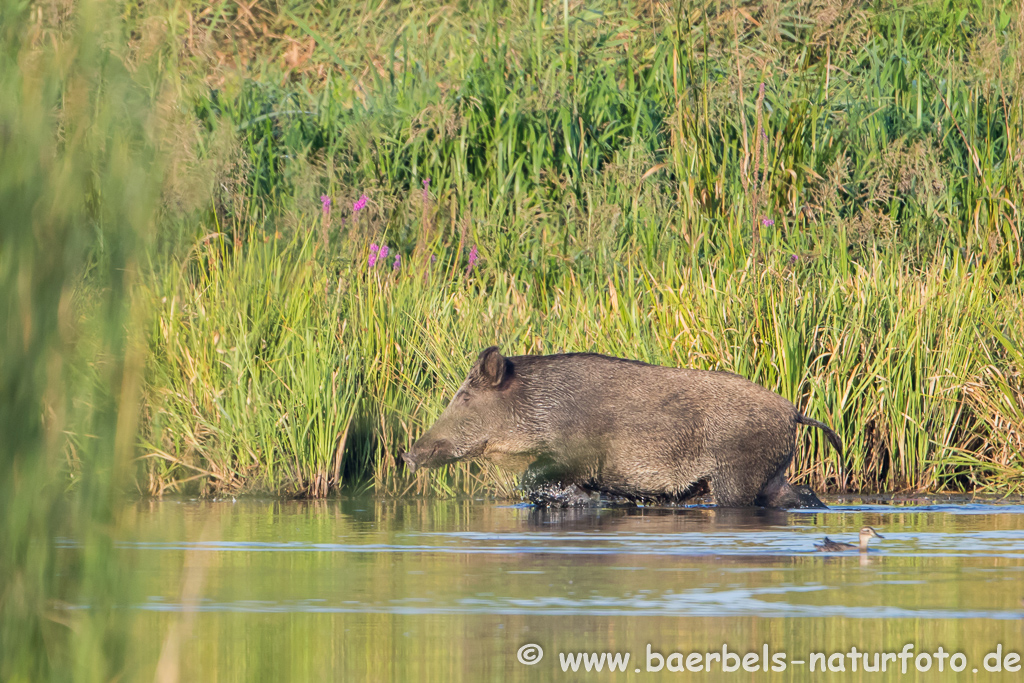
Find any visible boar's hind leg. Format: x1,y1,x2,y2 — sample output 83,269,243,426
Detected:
711,461,796,508
754,470,828,509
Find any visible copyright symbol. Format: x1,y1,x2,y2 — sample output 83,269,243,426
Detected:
517,643,543,665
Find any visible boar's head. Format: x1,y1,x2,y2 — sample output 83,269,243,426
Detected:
402,346,518,473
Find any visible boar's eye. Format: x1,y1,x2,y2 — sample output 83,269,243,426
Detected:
457,389,471,403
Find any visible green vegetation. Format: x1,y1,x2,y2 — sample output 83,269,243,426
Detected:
9,0,1024,503
141,0,1024,498
6,0,1024,500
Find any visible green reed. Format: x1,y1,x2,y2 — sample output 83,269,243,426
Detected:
141,222,1024,497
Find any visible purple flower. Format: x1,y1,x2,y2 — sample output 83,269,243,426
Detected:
393,254,401,270
320,194,331,215
368,243,378,268
761,217,775,227
422,178,430,202
353,194,368,213
430,254,437,264
790,254,798,264
379,245,389,261
466,245,479,274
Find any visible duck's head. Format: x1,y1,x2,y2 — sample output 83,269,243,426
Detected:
859,526,884,540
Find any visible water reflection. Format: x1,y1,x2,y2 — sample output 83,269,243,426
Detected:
69,497,1024,681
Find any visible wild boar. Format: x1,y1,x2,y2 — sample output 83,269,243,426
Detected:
402,347,837,508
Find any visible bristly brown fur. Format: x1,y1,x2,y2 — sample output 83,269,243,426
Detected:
405,347,835,509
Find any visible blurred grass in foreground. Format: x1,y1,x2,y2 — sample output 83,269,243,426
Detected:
1,0,159,679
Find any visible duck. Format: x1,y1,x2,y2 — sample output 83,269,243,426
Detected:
815,526,884,552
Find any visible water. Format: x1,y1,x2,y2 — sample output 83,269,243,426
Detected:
68,498,1024,681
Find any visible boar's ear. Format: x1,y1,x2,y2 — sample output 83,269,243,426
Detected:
471,346,508,388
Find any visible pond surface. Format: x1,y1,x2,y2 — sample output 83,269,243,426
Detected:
88,497,1024,681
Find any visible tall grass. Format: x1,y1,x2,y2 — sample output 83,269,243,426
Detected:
144,227,1024,497
177,0,1024,266
133,0,1024,498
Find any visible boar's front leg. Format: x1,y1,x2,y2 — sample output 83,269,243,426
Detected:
527,482,594,508
519,458,595,508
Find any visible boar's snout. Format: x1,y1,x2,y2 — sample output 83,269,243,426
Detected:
401,452,419,473
402,438,456,473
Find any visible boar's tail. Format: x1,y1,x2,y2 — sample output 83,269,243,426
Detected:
795,414,843,456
